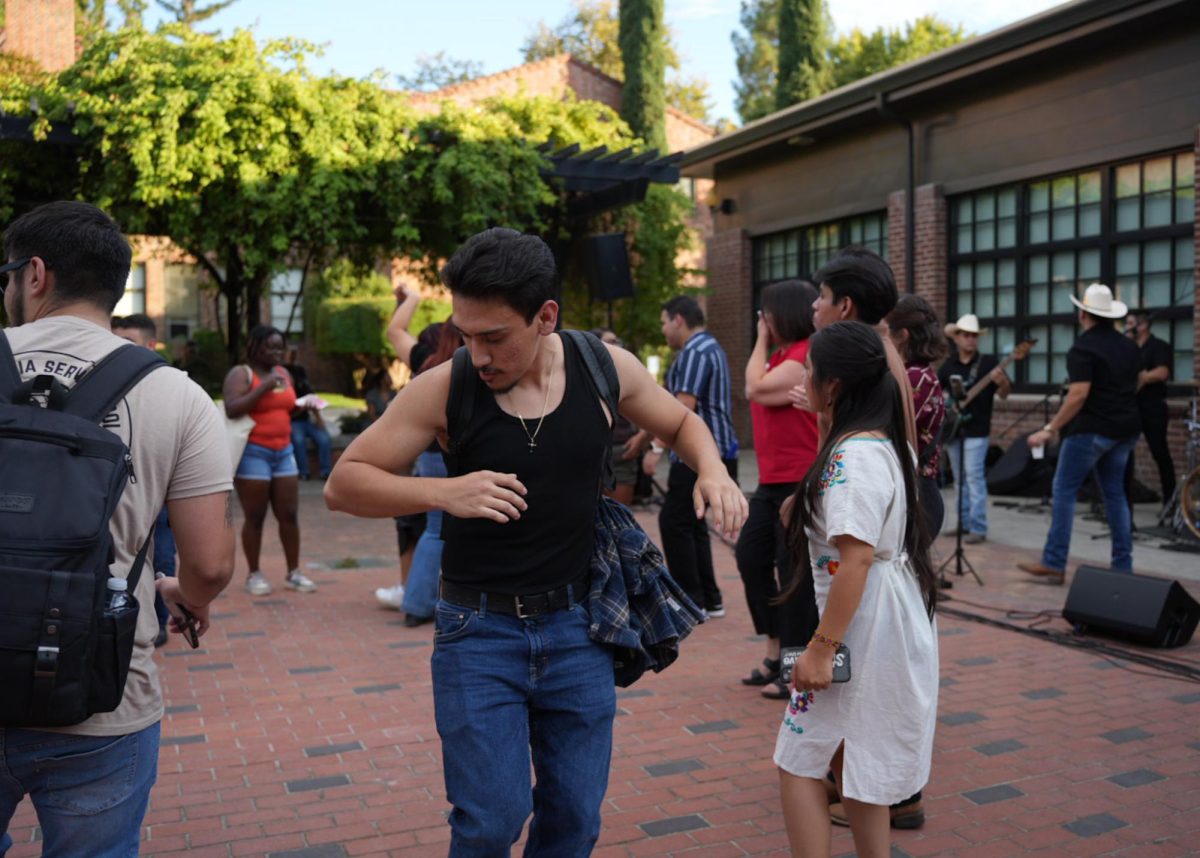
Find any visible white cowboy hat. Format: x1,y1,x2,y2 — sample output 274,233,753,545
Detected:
944,313,987,337
1070,283,1128,319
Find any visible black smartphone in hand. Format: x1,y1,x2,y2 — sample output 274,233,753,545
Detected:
165,600,200,649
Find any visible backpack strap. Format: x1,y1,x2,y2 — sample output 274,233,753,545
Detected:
561,330,620,420
560,330,621,490
0,332,23,402
445,345,477,472
126,526,155,596
62,344,166,422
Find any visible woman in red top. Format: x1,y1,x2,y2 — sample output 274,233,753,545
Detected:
223,325,314,596
736,280,819,698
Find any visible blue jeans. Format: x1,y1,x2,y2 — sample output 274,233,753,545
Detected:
431,595,615,856
290,420,332,478
402,451,447,619
152,506,176,627
946,436,989,535
0,722,160,857
1043,433,1136,573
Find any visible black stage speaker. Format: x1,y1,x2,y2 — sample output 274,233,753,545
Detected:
987,437,1054,497
1062,565,1200,648
584,233,635,301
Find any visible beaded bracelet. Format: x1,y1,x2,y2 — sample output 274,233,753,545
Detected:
810,631,842,649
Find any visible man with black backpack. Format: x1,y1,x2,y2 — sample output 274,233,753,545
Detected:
1,202,235,855
326,228,747,856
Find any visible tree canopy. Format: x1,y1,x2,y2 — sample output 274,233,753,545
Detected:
775,0,829,111
155,0,238,28
523,0,713,124
618,0,667,151
396,51,487,92
733,1,970,123
0,25,693,360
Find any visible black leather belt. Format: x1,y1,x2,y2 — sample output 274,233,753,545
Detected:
438,573,589,618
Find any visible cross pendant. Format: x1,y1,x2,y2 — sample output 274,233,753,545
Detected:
528,440,537,452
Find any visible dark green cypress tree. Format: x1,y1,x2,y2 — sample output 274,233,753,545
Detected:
618,0,667,151
776,0,829,111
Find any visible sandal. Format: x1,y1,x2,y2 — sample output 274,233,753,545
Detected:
761,676,790,700
741,657,781,686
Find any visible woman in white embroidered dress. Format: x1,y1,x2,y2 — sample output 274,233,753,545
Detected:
774,321,939,858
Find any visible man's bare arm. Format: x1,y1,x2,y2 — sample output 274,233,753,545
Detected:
324,364,529,523
609,345,747,536
159,491,236,637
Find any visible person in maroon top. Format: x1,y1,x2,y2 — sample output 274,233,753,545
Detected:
736,279,819,699
885,295,948,537
223,325,316,596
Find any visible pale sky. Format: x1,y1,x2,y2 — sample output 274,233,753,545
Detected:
142,0,1068,125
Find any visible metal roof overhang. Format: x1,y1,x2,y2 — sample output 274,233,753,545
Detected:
539,142,682,219
681,0,1197,178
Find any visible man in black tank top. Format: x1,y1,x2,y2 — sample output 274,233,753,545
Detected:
326,228,747,856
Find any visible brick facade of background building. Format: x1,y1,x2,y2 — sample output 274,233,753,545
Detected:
2,0,76,72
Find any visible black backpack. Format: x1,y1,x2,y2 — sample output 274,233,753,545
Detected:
446,329,620,487
0,334,165,726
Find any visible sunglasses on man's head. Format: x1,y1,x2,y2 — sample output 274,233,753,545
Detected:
0,257,31,294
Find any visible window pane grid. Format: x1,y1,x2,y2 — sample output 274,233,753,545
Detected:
752,212,888,289
951,150,1194,389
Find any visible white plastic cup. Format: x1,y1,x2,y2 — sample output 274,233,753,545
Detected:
1031,444,1045,460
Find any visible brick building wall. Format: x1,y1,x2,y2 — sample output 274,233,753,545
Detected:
3,0,75,72
704,229,753,445
887,184,948,317
407,53,715,155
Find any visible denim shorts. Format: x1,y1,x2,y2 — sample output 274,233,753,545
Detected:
235,441,299,481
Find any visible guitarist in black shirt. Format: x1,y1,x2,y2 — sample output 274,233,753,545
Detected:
937,314,1011,543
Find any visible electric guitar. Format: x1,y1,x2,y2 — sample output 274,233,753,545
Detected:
944,339,1037,438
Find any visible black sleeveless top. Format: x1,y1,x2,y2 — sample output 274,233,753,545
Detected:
441,333,610,594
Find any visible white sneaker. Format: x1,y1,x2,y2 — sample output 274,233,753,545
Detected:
245,571,272,596
285,571,318,593
375,584,405,610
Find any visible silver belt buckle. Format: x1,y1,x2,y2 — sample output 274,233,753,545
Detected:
515,595,534,619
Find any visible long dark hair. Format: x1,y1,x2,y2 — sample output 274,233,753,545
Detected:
783,321,936,616
886,294,947,365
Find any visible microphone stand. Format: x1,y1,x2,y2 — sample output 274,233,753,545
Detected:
937,402,984,587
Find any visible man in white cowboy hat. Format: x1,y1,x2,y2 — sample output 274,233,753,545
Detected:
937,312,1011,543
1019,284,1140,584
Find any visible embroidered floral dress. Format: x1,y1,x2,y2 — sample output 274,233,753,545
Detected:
773,437,939,805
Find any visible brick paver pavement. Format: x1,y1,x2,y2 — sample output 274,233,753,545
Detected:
7,483,1199,857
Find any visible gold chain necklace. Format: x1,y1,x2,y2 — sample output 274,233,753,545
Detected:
507,345,558,452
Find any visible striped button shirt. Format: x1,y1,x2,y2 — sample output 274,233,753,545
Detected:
665,330,738,461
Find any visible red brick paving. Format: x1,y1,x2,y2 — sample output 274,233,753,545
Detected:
7,484,1199,857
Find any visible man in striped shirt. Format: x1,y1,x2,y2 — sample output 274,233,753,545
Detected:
644,295,739,617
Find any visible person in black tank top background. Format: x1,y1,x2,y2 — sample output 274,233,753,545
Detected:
325,228,747,856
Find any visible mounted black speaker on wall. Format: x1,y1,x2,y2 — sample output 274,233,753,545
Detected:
1062,565,1200,648
585,233,635,301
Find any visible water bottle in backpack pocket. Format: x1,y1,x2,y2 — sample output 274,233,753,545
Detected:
89,577,141,714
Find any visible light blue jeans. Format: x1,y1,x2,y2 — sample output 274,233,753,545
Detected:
401,451,447,619
1042,433,1136,573
290,420,332,478
431,595,615,856
0,722,160,857
946,436,989,535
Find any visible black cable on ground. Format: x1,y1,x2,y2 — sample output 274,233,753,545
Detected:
937,595,1200,685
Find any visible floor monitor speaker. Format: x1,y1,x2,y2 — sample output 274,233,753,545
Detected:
1062,565,1199,648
